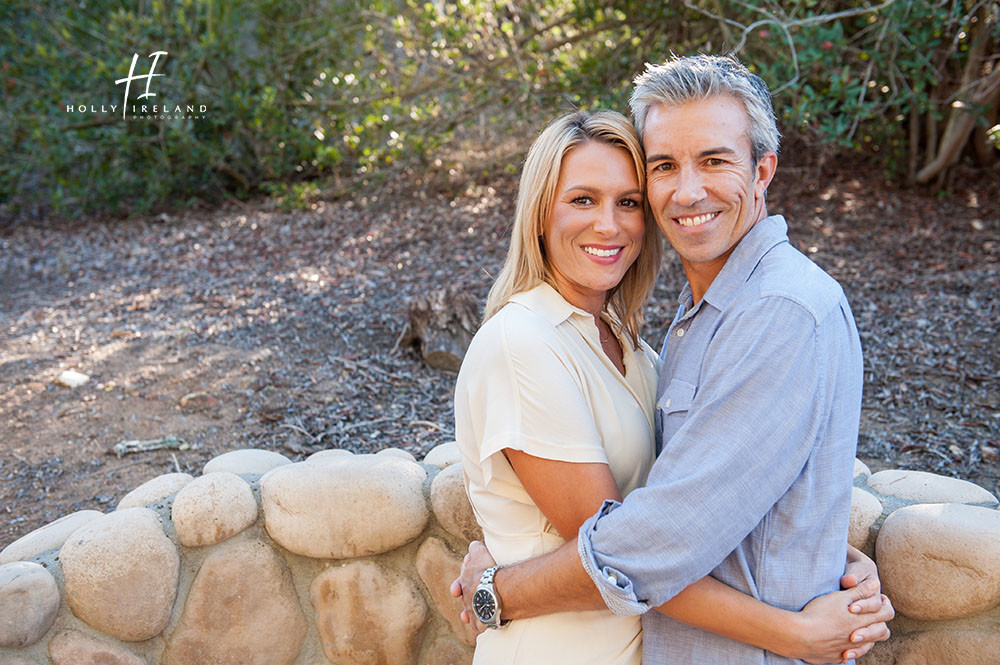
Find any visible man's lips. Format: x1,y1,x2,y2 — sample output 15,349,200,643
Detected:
674,211,720,227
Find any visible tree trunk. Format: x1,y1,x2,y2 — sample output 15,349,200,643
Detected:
915,7,996,184
405,287,481,371
972,92,1000,167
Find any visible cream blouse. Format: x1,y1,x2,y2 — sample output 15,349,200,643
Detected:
454,282,659,665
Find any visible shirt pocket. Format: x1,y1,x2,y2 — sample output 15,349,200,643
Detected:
657,379,696,435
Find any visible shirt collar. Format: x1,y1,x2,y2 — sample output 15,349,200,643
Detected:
508,281,594,326
687,214,789,313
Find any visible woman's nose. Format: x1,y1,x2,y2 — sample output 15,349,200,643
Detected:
592,202,618,234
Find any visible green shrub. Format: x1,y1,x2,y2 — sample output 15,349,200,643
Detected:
1,0,996,219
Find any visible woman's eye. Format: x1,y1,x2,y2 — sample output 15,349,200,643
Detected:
571,196,594,205
619,198,641,208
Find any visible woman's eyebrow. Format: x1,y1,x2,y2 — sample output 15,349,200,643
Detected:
564,185,641,196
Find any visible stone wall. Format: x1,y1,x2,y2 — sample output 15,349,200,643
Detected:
1,446,998,665
848,460,1000,664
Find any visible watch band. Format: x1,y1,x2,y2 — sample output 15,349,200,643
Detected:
474,565,506,629
480,565,499,587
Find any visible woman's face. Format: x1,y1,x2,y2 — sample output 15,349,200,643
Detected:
543,141,645,315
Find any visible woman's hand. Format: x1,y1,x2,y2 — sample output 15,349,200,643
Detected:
791,580,894,664
840,545,885,614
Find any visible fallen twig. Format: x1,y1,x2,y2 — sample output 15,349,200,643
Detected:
109,435,199,458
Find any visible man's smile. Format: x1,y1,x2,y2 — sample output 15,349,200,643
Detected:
674,211,720,227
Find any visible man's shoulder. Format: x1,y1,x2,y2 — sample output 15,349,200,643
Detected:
749,240,846,324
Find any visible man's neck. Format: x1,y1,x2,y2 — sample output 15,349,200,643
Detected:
683,254,730,306
683,210,768,305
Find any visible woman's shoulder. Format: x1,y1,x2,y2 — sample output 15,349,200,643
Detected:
467,299,560,361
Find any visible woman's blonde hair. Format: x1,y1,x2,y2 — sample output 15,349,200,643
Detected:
483,110,661,347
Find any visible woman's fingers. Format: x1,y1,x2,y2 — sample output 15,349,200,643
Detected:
850,619,891,645
849,593,885,614
843,638,875,663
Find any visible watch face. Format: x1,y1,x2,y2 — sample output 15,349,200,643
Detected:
473,588,496,621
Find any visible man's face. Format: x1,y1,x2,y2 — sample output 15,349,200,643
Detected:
643,96,776,293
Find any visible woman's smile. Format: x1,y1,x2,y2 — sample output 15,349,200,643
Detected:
543,141,645,315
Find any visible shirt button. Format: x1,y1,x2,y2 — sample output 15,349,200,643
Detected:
676,328,685,337
664,398,671,409
607,573,618,585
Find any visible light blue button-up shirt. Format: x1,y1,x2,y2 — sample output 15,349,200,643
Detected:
577,215,863,664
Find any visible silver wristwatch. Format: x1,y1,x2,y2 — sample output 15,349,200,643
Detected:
472,565,507,629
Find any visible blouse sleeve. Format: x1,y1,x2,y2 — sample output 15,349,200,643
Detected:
466,310,608,485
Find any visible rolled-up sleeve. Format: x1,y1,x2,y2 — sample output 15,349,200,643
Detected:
578,296,834,609
577,500,651,616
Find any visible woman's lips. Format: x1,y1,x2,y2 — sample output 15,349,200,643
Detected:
582,245,624,263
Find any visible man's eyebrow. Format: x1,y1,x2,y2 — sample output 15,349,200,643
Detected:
699,147,738,158
646,147,739,164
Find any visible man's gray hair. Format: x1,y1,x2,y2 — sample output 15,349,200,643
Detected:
630,54,781,165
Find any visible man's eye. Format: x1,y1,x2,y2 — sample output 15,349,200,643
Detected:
707,158,727,166
652,162,673,172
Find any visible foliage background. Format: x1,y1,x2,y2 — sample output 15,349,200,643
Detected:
1,0,997,219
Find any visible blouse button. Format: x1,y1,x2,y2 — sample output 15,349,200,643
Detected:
676,328,685,338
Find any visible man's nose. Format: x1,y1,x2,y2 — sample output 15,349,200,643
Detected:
674,169,707,207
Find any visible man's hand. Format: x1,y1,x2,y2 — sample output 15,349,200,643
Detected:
449,540,497,634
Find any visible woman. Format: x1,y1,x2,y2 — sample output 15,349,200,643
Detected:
454,110,887,665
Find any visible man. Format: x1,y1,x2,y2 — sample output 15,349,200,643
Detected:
454,55,892,663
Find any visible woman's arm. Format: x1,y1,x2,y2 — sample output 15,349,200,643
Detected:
505,448,892,664
654,574,892,663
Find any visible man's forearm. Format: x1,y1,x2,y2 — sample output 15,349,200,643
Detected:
494,539,606,619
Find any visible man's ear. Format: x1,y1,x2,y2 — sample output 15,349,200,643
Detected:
754,151,778,199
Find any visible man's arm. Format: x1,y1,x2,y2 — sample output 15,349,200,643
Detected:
453,540,893,663
452,446,893,663
467,538,603,619
575,297,855,610
457,297,859,612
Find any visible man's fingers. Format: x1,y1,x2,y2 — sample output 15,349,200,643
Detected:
450,578,463,598
460,609,470,624
839,573,858,589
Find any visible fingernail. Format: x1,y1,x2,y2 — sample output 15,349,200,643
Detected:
852,634,863,643
850,604,861,613
846,652,856,660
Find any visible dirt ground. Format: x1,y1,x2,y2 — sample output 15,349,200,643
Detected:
1,160,998,549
